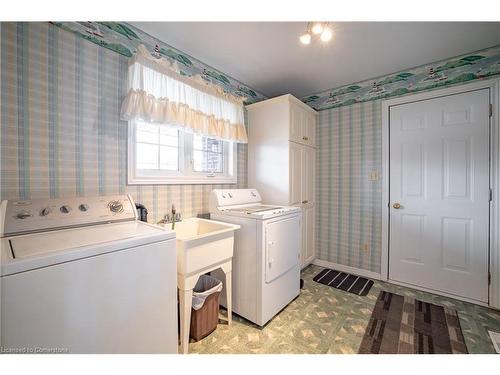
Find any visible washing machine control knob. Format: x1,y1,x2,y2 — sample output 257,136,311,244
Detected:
108,200,123,213
60,205,72,214
16,210,32,219
40,207,52,216
78,203,89,212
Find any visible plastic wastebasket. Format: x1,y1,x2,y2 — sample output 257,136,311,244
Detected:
190,274,223,341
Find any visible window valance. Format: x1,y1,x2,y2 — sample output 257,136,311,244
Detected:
120,45,248,143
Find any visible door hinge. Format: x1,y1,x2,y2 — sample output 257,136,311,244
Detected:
490,103,493,118
488,272,491,285
490,188,493,202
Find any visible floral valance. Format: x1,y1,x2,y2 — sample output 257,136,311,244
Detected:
121,45,247,143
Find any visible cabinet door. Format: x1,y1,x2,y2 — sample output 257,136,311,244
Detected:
301,146,315,206
303,113,316,147
289,142,303,205
301,206,315,268
289,105,303,144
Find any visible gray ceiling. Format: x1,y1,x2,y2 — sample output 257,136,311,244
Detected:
131,22,500,98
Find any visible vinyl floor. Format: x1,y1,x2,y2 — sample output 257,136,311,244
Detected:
188,265,500,354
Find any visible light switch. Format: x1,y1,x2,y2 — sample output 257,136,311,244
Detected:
370,170,379,181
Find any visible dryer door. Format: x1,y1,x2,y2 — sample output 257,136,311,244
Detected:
265,215,300,283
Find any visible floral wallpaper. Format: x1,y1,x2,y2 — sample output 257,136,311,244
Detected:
301,44,500,111
51,22,267,105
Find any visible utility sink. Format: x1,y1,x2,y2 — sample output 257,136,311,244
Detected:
160,217,240,354
171,218,240,277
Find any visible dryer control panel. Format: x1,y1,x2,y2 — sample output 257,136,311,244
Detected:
209,188,262,211
1,194,137,236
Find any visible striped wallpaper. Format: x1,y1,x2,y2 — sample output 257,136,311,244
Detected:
0,22,247,223
316,101,383,273
2,21,486,276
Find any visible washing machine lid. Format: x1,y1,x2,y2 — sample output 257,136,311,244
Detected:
11,221,172,259
2,221,175,276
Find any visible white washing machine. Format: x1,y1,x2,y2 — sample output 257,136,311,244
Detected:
0,194,178,354
209,188,301,326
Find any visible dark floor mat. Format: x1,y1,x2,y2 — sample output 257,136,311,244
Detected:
359,291,468,353
313,268,373,296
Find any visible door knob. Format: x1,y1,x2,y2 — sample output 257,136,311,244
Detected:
393,203,401,209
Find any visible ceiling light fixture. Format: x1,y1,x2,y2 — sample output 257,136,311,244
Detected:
320,27,333,42
300,32,311,45
311,22,323,35
299,22,333,46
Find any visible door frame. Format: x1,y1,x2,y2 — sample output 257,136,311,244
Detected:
381,78,500,308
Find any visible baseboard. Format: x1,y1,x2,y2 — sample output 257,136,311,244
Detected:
301,259,314,270
312,259,382,280
387,278,491,308
312,259,498,309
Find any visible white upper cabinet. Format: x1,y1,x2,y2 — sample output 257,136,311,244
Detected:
290,143,315,207
290,105,304,145
247,94,317,206
289,100,316,147
303,112,316,146
247,94,317,269
289,142,303,206
301,146,315,207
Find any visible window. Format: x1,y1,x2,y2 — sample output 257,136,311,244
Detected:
128,121,236,184
135,122,180,171
192,135,224,173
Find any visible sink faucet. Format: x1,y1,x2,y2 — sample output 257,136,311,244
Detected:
171,204,176,230
157,208,182,226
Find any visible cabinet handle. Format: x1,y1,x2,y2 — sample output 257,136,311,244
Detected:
302,200,308,204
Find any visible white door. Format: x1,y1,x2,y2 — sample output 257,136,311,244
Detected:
389,89,490,303
265,215,301,283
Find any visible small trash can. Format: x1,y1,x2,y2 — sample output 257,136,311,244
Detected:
190,275,223,341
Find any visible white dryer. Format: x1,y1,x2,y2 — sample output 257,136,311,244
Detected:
0,194,177,353
209,188,301,326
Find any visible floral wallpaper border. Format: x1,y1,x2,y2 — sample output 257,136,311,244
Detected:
301,44,500,111
51,22,268,105
51,22,500,111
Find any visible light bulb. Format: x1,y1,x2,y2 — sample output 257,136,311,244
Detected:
320,27,333,42
311,23,323,35
300,33,311,45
